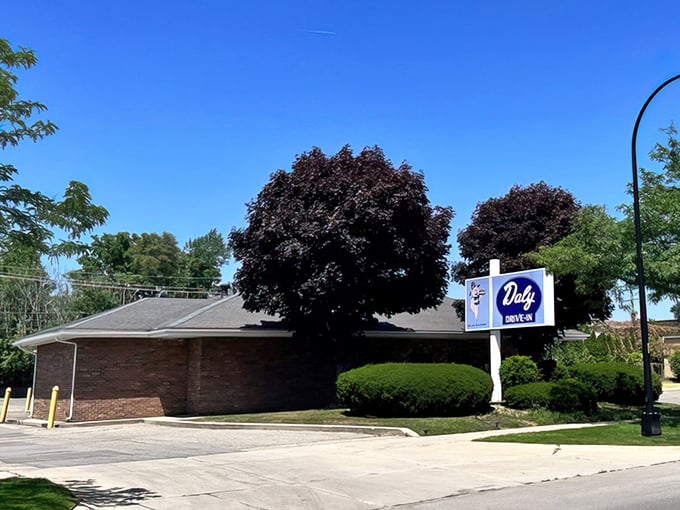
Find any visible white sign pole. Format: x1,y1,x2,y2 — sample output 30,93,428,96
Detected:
489,259,502,403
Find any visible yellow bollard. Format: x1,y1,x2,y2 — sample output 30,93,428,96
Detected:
0,387,11,423
25,387,32,414
47,385,59,430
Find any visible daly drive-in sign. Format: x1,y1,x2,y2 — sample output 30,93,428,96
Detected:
464,268,555,331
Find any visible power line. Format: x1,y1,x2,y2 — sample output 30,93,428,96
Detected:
68,269,223,282
0,271,217,296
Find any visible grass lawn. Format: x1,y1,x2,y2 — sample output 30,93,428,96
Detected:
198,403,680,437
478,418,680,446
0,478,75,510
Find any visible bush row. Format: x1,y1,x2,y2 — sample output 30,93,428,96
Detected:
503,360,660,412
569,362,661,405
337,358,660,418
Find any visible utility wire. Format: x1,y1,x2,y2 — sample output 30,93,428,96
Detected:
0,272,217,296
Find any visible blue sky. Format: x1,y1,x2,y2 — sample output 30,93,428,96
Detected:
4,1,680,319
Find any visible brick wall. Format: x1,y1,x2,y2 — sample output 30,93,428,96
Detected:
32,334,486,421
33,342,75,421
186,337,336,415
34,339,189,421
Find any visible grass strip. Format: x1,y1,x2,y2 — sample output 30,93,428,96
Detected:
0,477,76,510
477,418,680,446
198,403,680,436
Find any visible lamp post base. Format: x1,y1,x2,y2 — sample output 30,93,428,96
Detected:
641,410,661,436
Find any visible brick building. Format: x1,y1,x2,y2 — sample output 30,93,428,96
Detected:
14,294,489,422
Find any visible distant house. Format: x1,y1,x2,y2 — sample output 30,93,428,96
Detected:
14,294,490,422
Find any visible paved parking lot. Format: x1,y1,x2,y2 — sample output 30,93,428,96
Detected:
0,421,371,469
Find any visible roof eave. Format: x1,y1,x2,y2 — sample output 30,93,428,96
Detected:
13,327,295,348
13,326,487,348
364,330,479,339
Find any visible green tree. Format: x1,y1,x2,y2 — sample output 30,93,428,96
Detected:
620,124,680,303
67,287,120,319
69,229,227,315
671,302,680,321
229,145,453,341
67,232,134,315
0,37,108,387
127,232,182,287
0,243,55,338
180,228,229,290
73,231,180,287
531,205,620,320
76,232,133,278
0,243,78,388
1,38,108,257
535,125,680,315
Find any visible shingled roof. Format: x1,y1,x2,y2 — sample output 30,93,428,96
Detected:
15,294,479,349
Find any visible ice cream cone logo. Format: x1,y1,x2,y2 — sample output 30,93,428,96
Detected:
469,282,486,319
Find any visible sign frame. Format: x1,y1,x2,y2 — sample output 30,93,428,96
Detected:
464,268,555,332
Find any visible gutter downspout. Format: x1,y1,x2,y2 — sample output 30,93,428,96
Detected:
17,345,37,418
55,339,78,421
29,348,37,418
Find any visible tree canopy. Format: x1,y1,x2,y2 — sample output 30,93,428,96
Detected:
621,124,680,303
68,229,229,315
530,205,619,323
452,182,578,279
453,182,614,331
533,125,680,318
181,228,230,289
229,145,453,340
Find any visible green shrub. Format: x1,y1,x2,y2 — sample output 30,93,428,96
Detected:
336,363,492,417
569,362,661,405
549,378,597,414
625,352,643,367
669,350,680,379
545,333,665,366
504,382,554,409
550,362,570,381
499,356,541,389
537,359,570,381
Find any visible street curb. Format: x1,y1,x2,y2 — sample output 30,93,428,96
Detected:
3,417,145,428
2,416,418,436
142,417,419,437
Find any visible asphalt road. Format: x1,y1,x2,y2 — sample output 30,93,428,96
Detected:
401,461,680,509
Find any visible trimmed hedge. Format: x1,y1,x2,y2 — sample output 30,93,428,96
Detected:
505,382,554,409
336,363,492,417
499,356,541,389
548,378,597,415
569,362,661,405
504,379,597,414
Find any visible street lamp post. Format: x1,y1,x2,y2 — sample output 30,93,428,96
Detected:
631,73,680,437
